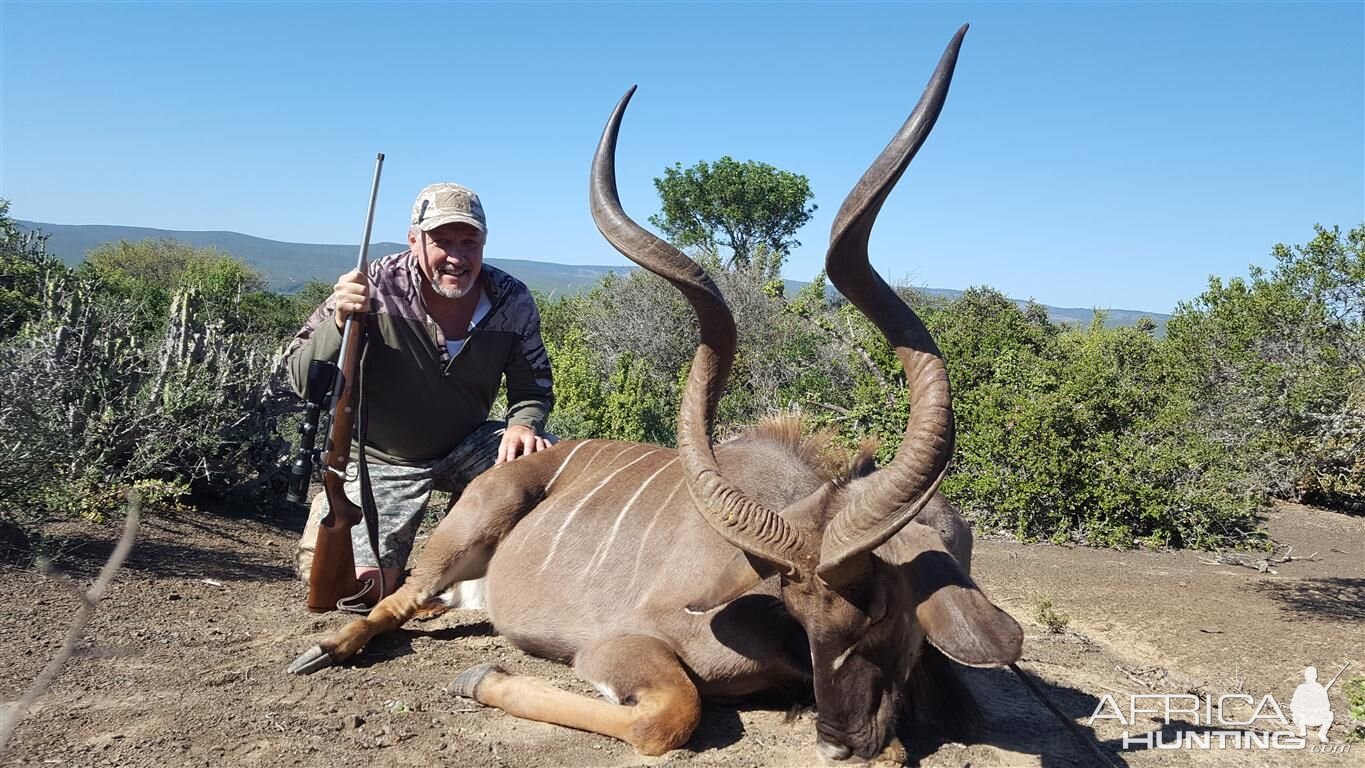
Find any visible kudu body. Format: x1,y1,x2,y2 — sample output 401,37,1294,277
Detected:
290,26,1023,762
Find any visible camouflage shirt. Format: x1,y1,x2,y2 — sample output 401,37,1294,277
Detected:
284,252,554,465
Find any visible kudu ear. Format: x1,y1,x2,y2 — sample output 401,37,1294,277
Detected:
685,552,777,614
902,525,1022,667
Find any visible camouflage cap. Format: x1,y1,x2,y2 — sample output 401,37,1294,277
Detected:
411,183,487,234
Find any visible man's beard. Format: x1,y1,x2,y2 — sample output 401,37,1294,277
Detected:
429,278,471,300
430,265,473,299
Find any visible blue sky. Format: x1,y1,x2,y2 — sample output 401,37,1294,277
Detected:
2,1,1361,314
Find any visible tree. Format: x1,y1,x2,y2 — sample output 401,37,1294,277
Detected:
81,238,268,335
0,200,66,339
1,214,299,547
649,156,816,276
1164,224,1364,507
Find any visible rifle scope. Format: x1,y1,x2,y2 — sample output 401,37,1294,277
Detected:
286,359,339,504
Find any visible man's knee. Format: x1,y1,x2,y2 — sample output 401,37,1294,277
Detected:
434,421,559,492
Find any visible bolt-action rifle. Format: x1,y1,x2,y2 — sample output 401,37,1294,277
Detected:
291,152,385,613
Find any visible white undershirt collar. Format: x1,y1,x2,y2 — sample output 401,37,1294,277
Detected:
444,288,492,358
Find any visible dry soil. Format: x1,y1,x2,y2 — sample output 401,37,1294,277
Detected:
1,501,1361,767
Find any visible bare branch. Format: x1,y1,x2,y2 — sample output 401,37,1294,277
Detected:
0,492,140,754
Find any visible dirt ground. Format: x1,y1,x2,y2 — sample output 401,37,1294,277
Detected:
1,500,1361,768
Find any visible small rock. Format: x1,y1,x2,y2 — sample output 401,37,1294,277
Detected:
168,594,181,601
344,714,364,729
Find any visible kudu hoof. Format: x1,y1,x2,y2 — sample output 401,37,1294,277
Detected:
445,662,502,699
286,644,335,675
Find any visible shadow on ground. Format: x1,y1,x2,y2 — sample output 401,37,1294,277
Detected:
901,664,1129,768
686,704,748,753
1253,577,1365,623
37,515,294,582
350,620,499,669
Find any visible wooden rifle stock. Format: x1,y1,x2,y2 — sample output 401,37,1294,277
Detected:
306,152,385,613
306,316,366,612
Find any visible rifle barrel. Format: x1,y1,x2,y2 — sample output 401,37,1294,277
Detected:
330,153,385,419
355,152,385,272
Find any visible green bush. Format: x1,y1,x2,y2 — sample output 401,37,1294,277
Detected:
803,284,1274,549
7,191,1357,558
1164,224,1363,509
1344,676,1365,743
0,211,297,550
1033,596,1070,633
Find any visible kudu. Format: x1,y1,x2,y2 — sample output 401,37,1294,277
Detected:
289,25,1022,762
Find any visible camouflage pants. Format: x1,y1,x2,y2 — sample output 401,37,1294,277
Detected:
296,421,544,578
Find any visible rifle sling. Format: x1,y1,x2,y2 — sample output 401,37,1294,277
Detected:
355,334,385,601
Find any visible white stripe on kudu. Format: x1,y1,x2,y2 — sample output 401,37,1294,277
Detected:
631,478,683,586
516,441,604,555
543,440,596,494
538,446,658,573
585,454,675,573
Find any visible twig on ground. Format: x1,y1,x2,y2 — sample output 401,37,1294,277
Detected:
1114,664,1167,691
1197,545,1320,574
0,492,140,755
1114,665,1150,690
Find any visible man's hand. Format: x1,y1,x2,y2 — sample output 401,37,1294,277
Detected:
497,424,550,464
333,269,371,330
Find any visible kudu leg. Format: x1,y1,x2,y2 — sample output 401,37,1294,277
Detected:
450,635,701,756
288,472,539,675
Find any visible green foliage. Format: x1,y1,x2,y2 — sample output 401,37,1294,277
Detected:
1032,596,1070,633
649,156,815,275
239,289,313,338
602,353,672,443
930,287,1061,395
0,200,66,339
1344,676,1365,743
1345,675,1365,721
291,279,335,315
539,288,679,444
540,297,605,439
10,183,1359,561
1164,224,1364,509
81,238,269,334
928,290,1269,549
0,211,299,551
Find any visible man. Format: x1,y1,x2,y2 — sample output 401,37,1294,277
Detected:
285,182,554,605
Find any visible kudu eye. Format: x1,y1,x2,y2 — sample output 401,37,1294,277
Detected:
866,584,888,625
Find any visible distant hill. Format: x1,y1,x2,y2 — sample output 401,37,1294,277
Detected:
17,221,628,298
910,286,1167,332
17,220,1170,331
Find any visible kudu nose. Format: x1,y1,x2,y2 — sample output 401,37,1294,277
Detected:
816,738,853,762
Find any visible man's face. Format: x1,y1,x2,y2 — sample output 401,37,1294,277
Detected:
411,222,485,300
